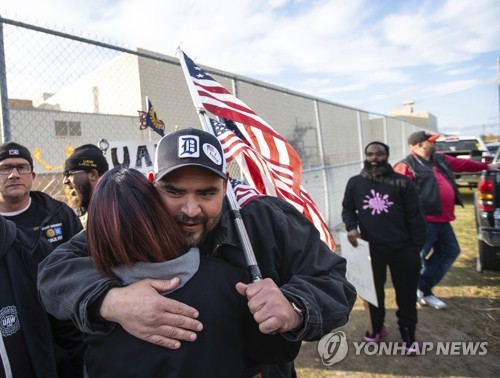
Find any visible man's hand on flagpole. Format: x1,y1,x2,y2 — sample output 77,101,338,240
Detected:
100,278,203,349
236,278,303,334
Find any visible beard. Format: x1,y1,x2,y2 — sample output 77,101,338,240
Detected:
175,214,209,248
74,181,93,213
175,211,222,248
361,160,393,179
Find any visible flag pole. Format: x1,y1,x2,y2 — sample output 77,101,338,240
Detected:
145,96,152,142
177,49,262,283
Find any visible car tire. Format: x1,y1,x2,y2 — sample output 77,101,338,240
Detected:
477,239,500,272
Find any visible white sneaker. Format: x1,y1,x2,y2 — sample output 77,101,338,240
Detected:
417,290,424,301
418,295,447,309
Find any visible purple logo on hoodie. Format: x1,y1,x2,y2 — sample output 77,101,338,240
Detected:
363,189,394,215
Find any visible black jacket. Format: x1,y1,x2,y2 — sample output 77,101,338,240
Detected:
400,153,463,215
4,191,83,251
84,252,300,378
342,169,426,250
0,216,83,378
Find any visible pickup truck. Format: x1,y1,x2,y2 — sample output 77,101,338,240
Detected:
474,150,500,272
437,136,493,188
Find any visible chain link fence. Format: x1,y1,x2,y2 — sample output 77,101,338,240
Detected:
0,16,425,229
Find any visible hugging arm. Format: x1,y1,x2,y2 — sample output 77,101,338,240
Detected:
38,230,203,348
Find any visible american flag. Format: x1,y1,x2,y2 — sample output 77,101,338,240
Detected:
229,178,263,207
211,119,278,196
138,98,165,137
211,118,335,250
178,49,335,251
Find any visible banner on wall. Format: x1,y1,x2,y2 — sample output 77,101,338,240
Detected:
103,141,157,175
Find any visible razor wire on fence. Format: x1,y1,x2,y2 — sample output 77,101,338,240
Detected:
0,16,423,229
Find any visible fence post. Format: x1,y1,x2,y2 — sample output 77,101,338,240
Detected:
356,110,364,167
383,116,388,144
313,99,330,226
0,17,11,142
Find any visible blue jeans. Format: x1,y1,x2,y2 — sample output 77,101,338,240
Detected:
419,222,460,296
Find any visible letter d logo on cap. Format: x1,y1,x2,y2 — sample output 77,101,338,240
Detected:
178,135,200,158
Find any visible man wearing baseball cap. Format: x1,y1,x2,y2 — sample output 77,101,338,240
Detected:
39,128,356,378
63,144,109,227
0,142,85,375
395,130,500,309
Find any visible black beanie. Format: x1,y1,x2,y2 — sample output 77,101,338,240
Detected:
64,144,109,174
0,142,34,167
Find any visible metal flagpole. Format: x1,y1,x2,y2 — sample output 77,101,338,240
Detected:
145,95,152,142
177,50,262,283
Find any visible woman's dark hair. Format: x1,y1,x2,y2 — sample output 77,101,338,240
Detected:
87,167,186,277
364,141,390,156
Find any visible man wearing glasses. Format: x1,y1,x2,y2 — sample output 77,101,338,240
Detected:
0,141,85,376
0,142,83,248
63,144,109,227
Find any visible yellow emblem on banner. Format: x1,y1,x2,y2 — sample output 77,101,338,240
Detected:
32,145,75,171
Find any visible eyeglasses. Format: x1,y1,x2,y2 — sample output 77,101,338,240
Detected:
365,152,387,157
63,170,86,179
0,164,32,175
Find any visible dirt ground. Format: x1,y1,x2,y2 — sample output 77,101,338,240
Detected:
295,189,500,377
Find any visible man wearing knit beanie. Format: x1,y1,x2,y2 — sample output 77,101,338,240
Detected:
0,141,82,249
63,144,109,226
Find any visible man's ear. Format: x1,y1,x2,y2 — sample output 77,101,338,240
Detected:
147,171,155,183
88,170,100,182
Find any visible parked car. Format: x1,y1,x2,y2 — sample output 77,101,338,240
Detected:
436,135,493,187
474,148,500,272
486,141,500,156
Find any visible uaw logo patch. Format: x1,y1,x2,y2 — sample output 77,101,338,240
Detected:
178,135,200,159
203,143,222,166
8,149,20,156
0,306,20,337
42,223,63,243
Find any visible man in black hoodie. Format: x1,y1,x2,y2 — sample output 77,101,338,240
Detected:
342,141,426,355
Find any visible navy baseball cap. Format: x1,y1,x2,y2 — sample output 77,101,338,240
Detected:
154,128,227,181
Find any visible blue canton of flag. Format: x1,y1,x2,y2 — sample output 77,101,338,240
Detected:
138,98,165,137
229,178,263,207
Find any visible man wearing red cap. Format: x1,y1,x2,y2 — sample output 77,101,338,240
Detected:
395,131,500,309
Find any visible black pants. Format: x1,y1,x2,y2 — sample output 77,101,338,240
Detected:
368,244,421,334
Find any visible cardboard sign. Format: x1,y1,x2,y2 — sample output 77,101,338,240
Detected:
339,232,378,307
